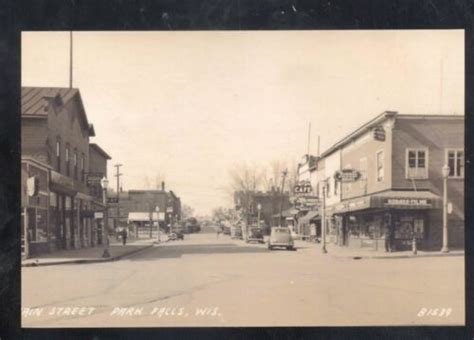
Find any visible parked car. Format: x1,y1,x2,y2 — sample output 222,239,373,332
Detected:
268,227,295,250
230,226,243,240
246,228,264,244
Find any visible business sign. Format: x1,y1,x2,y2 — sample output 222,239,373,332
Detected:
293,181,313,196
94,212,104,219
334,169,361,183
166,207,174,213
373,125,386,141
383,198,432,207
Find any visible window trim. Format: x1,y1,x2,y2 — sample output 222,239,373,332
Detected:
375,150,384,182
405,148,429,179
445,148,464,179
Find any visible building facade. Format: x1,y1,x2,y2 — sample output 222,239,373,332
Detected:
320,111,464,251
21,87,111,255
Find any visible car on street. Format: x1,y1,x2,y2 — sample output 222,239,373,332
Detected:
268,227,295,250
246,227,264,244
230,225,243,240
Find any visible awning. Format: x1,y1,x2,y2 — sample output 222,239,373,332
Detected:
272,208,299,218
127,212,165,222
330,190,441,214
298,210,320,225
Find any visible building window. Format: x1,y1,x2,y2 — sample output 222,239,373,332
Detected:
65,144,70,176
56,138,61,172
334,179,338,195
74,149,78,179
81,153,85,182
446,149,464,178
326,179,331,198
359,157,367,190
376,151,384,182
406,149,428,179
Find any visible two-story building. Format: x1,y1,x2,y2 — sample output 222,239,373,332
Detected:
21,86,111,254
322,111,464,251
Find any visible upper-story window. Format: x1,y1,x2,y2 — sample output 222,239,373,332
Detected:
406,149,428,179
376,150,384,182
56,137,61,172
326,179,331,198
81,153,85,182
74,149,78,179
359,157,368,190
65,144,70,176
446,149,464,178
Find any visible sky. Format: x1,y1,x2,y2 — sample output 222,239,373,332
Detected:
21,30,464,215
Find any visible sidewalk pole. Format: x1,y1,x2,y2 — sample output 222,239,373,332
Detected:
101,177,110,258
441,164,450,253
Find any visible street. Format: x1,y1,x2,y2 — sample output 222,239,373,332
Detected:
22,225,464,327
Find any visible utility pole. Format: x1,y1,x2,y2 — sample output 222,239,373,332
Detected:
114,164,123,232
279,169,288,226
69,31,73,88
307,122,311,155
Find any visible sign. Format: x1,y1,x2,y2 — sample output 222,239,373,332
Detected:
166,207,173,213
334,169,360,183
293,181,313,196
373,125,386,141
383,198,431,207
447,202,453,214
107,197,118,204
94,212,104,219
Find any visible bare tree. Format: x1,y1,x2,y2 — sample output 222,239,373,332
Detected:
181,204,194,220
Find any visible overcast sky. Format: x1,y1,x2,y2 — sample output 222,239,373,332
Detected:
22,30,464,215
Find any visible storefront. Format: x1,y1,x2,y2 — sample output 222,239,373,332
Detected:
328,190,441,251
297,209,320,241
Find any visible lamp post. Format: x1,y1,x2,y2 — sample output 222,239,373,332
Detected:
321,182,327,254
441,164,450,253
155,206,161,243
257,203,262,229
101,177,110,258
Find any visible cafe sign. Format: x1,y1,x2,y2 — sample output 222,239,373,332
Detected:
334,169,361,183
293,181,313,196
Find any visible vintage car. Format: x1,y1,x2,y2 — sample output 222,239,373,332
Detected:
230,226,243,240
246,227,265,244
268,227,295,251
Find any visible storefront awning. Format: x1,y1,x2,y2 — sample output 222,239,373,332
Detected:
298,210,320,225
272,208,299,218
127,212,165,222
329,190,441,214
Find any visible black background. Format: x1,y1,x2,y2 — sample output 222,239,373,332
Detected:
1,0,473,339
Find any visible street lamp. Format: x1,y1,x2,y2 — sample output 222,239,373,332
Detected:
441,164,450,253
155,206,161,243
257,203,262,229
101,177,110,258
321,182,327,254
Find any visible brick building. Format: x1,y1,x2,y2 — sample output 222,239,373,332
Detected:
21,86,111,255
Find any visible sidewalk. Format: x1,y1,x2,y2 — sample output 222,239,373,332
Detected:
22,238,155,267
294,240,464,260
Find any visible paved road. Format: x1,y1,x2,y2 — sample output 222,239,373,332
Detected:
22,225,464,327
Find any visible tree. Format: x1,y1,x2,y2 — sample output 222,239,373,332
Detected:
181,204,194,221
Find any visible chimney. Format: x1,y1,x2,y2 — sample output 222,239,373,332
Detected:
161,181,165,191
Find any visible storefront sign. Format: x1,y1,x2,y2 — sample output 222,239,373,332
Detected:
383,198,431,207
373,125,386,141
334,169,361,183
166,207,174,213
94,212,104,219
293,181,313,195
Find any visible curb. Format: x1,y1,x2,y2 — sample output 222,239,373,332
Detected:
334,252,465,260
21,244,154,267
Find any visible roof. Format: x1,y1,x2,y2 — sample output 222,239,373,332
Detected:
321,111,397,158
21,87,92,135
89,143,112,160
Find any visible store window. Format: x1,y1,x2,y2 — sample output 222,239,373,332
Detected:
446,149,464,178
376,151,384,182
406,149,428,179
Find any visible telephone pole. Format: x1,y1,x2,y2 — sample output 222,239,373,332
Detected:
279,169,288,226
69,31,73,88
114,164,123,231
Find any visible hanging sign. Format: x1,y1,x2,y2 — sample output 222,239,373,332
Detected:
334,169,361,183
293,181,313,196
